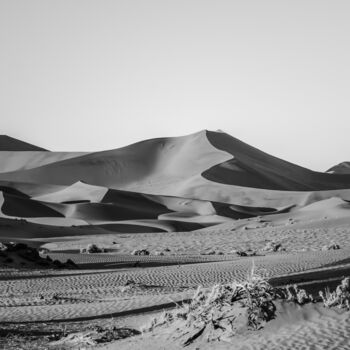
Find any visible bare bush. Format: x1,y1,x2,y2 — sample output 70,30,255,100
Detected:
285,284,313,304
263,241,285,252
319,278,350,309
86,244,102,254
141,266,280,345
131,249,150,256
321,242,340,251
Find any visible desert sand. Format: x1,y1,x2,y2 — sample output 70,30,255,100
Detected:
1,131,350,349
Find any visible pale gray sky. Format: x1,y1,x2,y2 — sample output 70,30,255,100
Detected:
1,0,349,171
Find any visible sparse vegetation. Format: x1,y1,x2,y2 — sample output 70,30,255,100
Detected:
321,242,340,251
131,249,150,256
154,251,164,256
263,241,285,252
38,248,49,254
142,265,350,347
236,249,257,257
319,277,350,309
285,284,313,304
49,325,141,348
86,243,102,253
0,242,8,252
200,249,216,255
80,244,108,253
141,266,282,345
0,241,79,269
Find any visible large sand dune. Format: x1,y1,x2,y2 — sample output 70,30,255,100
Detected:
0,130,350,234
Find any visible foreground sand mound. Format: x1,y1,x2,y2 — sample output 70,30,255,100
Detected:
114,300,350,350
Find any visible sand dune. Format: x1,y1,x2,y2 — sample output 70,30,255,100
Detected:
0,135,48,151
327,161,350,174
0,151,86,173
205,131,350,190
0,180,65,197
1,130,350,241
3,131,350,193
1,130,350,218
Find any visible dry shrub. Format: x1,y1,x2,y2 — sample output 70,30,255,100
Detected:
319,277,350,309
142,264,281,345
131,249,150,256
49,326,140,347
86,244,102,254
285,284,313,304
0,242,8,252
142,265,350,347
321,242,340,251
263,241,285,252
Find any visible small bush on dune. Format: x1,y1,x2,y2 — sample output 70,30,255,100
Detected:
5,242,28,252
65,259,78,269
80,244,106,254
263,241,285,253
321,242,340,251
285,284,313,304
236,249,257,257
38,248,49,254
200,250,216,255
131,249,150,256
86,244,102,254
154,251,164,256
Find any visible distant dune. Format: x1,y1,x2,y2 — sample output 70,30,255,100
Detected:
0,130,350,235
0,135,48,151
327,162,350,174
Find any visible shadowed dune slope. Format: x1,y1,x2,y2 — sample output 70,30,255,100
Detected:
0,183,209,231
0,135,48,151
204,131,350,190
0,192,64,218
0,180,65,198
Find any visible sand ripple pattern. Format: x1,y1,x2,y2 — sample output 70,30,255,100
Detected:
1,250,350,322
